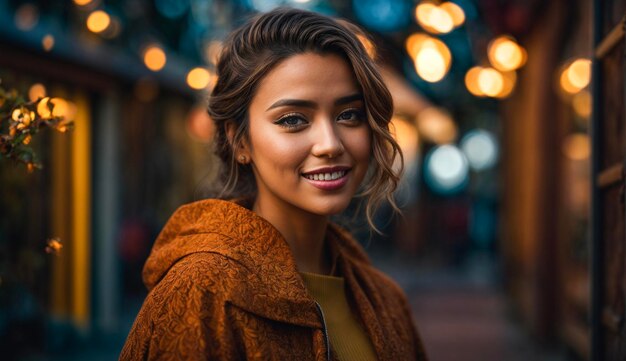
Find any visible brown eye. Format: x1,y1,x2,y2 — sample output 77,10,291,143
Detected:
337,109,364,123
275,113,308,129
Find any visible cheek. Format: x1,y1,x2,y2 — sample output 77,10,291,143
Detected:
345,127,372,163
248,124,308,171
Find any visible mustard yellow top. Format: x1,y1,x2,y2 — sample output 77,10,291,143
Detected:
300,271,378,361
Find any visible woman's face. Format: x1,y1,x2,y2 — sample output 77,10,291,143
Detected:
245,52,371,217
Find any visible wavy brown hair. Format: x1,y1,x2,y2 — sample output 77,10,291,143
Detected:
207,7,403,232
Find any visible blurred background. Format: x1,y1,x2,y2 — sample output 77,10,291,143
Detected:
0,0,620,360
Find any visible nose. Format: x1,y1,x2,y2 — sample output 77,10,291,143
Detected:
310,118,345,159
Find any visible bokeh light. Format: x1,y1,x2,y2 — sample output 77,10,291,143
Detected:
460,129,499,171
391,116,420,169
477,67,504,97
488,36,527,71
143,45,167,71
28,83,46,101
86,10,111,33
413,38,452,82
416,107,457,144
73,0,94,5
567,58,591,90
465,66,484,97
562,133,590,160
441,2,465,26
572,90,592,118
494,70,517,98
405,32,430,59
186,68,212,90
15,4,39,31
425,144,469,194
186,105,215,143
42,34,55,51
415,1,464,34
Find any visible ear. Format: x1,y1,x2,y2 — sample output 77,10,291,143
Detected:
225,121,250,158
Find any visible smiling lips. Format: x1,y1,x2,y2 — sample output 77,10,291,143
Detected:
302,167,351,191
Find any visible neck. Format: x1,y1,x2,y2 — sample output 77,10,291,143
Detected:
253,197,331,275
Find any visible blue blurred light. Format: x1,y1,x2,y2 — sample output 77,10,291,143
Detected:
460,129,498,171
155,0,190,19
424,145,469,195
352,0,411,32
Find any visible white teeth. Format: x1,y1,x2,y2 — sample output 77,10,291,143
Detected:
304,170,346,181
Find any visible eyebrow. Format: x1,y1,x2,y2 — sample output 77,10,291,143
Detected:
265,93,364,111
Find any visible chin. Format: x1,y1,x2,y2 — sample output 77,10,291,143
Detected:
304,198,352,217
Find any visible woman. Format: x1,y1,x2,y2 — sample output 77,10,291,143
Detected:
120,7,427,361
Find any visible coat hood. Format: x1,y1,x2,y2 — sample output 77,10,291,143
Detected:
142,198,372,327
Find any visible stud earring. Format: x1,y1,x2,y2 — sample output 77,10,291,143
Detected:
239,155,247,163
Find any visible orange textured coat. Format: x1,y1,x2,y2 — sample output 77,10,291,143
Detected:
119,199,428,361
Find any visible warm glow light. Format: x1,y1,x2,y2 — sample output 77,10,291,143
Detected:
567,59,591,90
143,46,167,71
488,36,526,71
572,90,592,118
478,67,504,97
465,66,484,97
562,133,590,160
42,34,54,51
415,1,463,34
38,97,77,120
390,116,419,169
186,68,212,90
405,32,429,59
52,98,78,120
416,107,457,144
415,3,437,27
29,83,46,101
441,2,465,26
429,7,454,33
86,10,110,33
414,38,451,83
73,0,93,5
560,63,582,94
494,71,517,99
37,97,52,118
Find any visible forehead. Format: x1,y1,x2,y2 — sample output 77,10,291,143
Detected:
251,52,361,107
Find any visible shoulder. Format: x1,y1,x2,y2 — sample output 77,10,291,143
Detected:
151,252,250,304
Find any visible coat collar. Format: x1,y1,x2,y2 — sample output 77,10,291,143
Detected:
142,198,372,329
